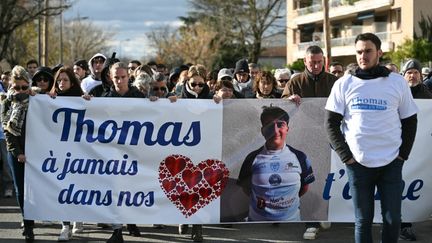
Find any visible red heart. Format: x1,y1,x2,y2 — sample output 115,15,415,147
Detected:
199,188,212,198
204,168,223,186
182,169,202,189
158,155,229,217
162,180,176,192
165,156,186,176
179,192,199,210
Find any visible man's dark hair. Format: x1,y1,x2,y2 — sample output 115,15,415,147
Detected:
305,45,323,55
355,33,381,50
260,105,290,125
130,60,141,66
26,59,38,67
330,61,343,68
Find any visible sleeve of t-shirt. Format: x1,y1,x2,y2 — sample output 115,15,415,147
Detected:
300,157,315,186
398,77,418,119
325,78,346,115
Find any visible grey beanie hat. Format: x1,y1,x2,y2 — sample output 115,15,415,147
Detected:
401,59,422,76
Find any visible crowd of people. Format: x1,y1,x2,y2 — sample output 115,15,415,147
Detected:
0,32,430,243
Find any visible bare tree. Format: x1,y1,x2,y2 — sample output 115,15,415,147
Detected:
189,0,285,63
63,18,113,63
0,0,71,62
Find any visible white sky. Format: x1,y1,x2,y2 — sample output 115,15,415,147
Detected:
64,0,189,60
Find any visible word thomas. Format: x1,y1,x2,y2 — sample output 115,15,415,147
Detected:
52,108,201,146
323,169,423,201
42,151,138,180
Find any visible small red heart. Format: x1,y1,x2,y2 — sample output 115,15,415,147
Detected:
182,169,202,189
204,168,223,186
179,192,199,210
162,180,176,192
176,186,184,193
165,156,186,176
199,188,212,198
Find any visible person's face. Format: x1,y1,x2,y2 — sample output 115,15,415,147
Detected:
330,65,344,78
250,68,259,79
73,65,86,79
152,81,168,98
92,58,105,74
128,63,138,76
355,40,382,70
35,75,50,91
276,74,290,88
1,74,10,86
111,68,129,90
11,79,30,94
57,72,72,91
216,86,233,99
261,118,289,150
236,72,249,83
188,76,205,94
27,64,38,76
304,53,324,75
404,69,422,87
259,77,273,96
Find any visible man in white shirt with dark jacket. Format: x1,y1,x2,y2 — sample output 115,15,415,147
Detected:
325,33,418,243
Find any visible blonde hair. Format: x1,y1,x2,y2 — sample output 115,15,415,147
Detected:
187,64,207,79
109,62,129,75
11,65,30,84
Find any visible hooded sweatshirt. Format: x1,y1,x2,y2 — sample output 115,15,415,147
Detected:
80,53,106,93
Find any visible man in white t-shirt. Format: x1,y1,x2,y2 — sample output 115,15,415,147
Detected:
237,105,315,222
325,33,418,243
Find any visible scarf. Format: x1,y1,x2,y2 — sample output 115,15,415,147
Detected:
2,90,29,136
353,65,391,80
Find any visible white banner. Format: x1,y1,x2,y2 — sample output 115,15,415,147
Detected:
25,95,223,224
24,96,432,223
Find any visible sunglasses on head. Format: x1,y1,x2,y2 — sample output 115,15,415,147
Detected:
153,87,167,92
278,79,289,83
13,85,29,91
190,83,204,88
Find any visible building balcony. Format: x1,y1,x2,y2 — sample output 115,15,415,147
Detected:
294,31,392,59
293,0,394,25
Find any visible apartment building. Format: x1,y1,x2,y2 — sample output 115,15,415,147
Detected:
286,0,432,65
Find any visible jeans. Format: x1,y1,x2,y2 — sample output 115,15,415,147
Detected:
346,158,404,243
7,152,34,228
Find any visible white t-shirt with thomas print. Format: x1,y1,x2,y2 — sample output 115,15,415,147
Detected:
249,145,305,221
325,72,418,168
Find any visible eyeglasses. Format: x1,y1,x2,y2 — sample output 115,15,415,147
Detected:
153,87,167,92
278,79,289,83
221,77,232,81
13,85,29,91
275,121,287,128
190,83,205,88
128,66,137,71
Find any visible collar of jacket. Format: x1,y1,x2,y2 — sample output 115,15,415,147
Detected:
305,68,325,82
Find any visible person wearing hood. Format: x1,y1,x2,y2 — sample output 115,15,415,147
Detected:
80,53,106,93
31,66,54,94
233,58,254,98
281,45,338,106
89,55,120,97
401,58,432,99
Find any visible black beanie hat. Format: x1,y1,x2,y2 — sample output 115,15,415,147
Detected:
401,59,422,76
74,59,89,71
234,58,249,75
